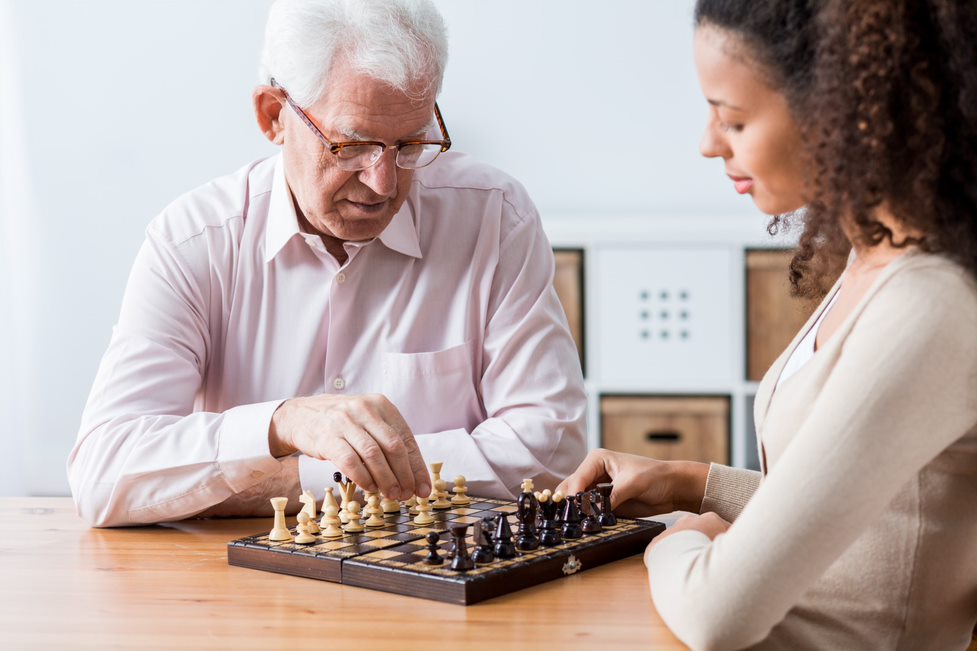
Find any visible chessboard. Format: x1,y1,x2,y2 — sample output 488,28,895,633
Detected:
227,496,665,605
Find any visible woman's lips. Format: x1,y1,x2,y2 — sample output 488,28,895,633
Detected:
728,175,754,194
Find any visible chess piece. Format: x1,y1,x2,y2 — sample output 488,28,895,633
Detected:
334,471,358,524
405,495,419,515
380,494,401,514
413,494,434,525
580,490,602,534
320,487,339,529
516,479,540,550
471,519,495,564
427,462,444,502
294,512,317,544
424,531,443,565
299,490,321,534
596,482,618,527
343,500,364,533
450,475,471,506
493,513,517,559
365,493,386,527
269,497,293,542
320,500,344,539
449,524,475,572
538,490,563,547
432,477,452,510
562,493,583,539
552,490,566,525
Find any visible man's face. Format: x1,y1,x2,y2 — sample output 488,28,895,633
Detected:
280,62,437,242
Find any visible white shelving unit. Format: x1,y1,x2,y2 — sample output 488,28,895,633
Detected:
542,214,798,470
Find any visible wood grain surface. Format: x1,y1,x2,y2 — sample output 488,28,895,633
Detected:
1,498,686,650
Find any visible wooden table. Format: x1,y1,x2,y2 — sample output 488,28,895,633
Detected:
1,498,685,650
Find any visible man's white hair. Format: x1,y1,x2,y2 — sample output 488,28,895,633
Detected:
259,0,448,107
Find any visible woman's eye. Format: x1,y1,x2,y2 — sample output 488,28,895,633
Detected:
718,120,744,133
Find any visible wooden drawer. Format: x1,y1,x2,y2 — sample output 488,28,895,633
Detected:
745,249,817,381
601,396,729,464
553,249,585,370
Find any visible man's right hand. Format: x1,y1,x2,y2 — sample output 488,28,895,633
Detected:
556,448,709,518
268,393,431,501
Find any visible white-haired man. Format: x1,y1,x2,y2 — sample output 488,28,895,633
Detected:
68,0,586,526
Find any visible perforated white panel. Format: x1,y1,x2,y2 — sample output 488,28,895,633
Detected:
594,245,735,387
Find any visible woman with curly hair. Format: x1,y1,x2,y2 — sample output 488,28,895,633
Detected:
560,0,977,648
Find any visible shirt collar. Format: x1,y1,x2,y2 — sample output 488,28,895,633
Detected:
263,156,303,263
264,155,423,262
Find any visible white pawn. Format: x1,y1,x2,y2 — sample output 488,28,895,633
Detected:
365,494,386,528
320,503,344,539
451,475,471,506
343,501,364,533
413,494,434,525
269,497,293,542
294,512,317,544
405,495,419,515
432,478,452,510
380,494,401,514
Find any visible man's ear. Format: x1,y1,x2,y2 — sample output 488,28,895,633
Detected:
253,86,286,145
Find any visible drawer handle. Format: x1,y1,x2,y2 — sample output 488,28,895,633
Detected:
645,430,682,443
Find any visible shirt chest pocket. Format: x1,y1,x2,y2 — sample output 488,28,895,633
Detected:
381,340,483,435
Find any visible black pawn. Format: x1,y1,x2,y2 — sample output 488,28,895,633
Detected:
539,497,562,547
580,491,602,534
596,482,618,527
449,524,475,572
493,513,517,559
471,519,495,564
562,494,583,539
516,491,540,551
424,531,443,565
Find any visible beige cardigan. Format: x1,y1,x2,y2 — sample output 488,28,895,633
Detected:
645,253,977,650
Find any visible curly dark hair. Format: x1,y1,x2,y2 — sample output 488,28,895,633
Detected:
695,0,977,298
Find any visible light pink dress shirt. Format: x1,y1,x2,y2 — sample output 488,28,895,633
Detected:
68,152,587,527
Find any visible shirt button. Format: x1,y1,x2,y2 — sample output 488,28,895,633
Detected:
333,377,346,390
250,470,263,479
335,272,347,284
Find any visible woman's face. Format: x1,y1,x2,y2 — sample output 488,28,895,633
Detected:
693,25,808,215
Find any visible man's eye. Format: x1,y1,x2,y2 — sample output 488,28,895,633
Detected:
719,121,744,133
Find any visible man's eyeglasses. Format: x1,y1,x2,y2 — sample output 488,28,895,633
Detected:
270,78,452,171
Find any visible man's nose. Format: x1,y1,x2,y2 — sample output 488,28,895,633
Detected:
357,148,398,196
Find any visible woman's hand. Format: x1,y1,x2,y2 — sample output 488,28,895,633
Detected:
556,448,710,518
645,511,731,559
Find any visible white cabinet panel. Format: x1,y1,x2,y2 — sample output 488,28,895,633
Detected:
594,245,734,387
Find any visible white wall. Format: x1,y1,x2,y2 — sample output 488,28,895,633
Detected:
0,0,760,496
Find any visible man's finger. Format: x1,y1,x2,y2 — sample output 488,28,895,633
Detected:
322,438,375,494
344,426,398,496
357,413,415,500
398,428,431,499
371,395,429,498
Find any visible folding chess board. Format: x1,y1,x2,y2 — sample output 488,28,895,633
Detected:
227,497,665,605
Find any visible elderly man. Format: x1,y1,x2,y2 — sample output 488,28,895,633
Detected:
67,0,586,526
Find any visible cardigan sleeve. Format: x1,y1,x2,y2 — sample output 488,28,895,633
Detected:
644,261,977,651
699,464,762,522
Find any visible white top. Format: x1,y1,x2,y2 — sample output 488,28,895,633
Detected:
645,254,977,650
67,152,587,527
775,289,840,390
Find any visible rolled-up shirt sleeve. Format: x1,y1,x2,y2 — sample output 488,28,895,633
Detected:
68,227,282,527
